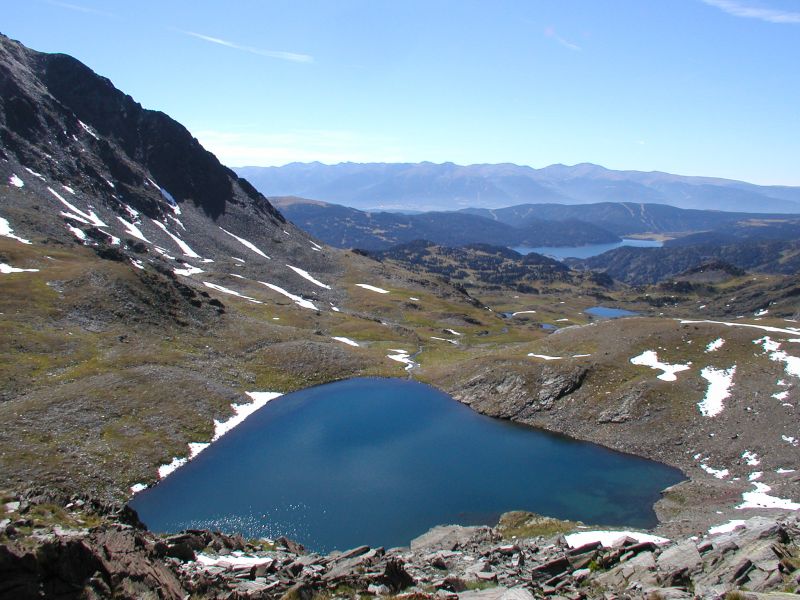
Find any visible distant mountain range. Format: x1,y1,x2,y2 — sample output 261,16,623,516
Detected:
271,197,619,251
271,197,800,252
235,162,800,213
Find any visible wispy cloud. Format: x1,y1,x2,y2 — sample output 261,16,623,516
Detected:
701,0,800,24
46,0,115,18
544,26,581,51
178,29,313,63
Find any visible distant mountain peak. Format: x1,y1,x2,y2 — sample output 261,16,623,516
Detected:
235,162,800,214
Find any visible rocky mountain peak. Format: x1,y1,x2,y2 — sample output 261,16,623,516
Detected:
0,32,282,224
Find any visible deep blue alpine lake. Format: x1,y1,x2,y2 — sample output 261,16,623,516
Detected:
130,378,682,553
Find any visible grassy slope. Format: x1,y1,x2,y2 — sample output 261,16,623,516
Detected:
2,234,799,539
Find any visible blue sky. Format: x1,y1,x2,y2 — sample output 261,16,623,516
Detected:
4,0,800,185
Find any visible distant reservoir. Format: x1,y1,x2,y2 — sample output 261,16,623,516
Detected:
130,378,683,553
512,238,662,260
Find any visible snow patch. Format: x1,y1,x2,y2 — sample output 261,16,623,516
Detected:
219,227,270,259
332,336,359,347
152,219,200,258
565,531,669,548
66,225,88,242
630,350,691,382
699,461,729,479
777,468,796,474
24,167,46,181
409,297,420,301
156,391,281,480
681,319,800,337
512,310,536,316
130,483,147,494
117,217,150,243
782,435,798,446
213,391,282,440
153,247,176,260
287,265,331,289
737,481,800,510
708,520,746,535
61,185,75,195
174,265,204,276
0,216,32,244
742,451,760,466
754,336,800,379
528,353,563,360
78,119,99,140
203,281,262,304
705,338,725,352
444,329,463,336
158,457,187,479
259,281,317,310
356,283,390,294
387,349,416,371
431,337,459,345
698,366,737,417
168,215,186,231
8,174,23,188
130,259,145,270
0,263,39,274
49,187,107,227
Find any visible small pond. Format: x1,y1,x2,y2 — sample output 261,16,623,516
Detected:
585,306,639,319
130,378,682,553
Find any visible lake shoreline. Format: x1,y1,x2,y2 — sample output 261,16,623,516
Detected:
129,377,681,553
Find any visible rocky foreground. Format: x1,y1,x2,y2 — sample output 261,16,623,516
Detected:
2,492,800,600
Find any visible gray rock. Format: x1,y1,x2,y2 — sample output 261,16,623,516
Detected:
656,540,702,574
367,583,390,595
572,568,591,582
459,587,536,600
465,559,492,575
411,525,492,552
641,586,693,599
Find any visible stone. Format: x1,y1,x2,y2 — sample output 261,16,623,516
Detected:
458,587,535,600
568,541,602,555
643,586,692,599
439,575,468,592
276,536,306,555
368,583,391,595
656,540,702,574
572,568,591,582
411,525,493,552
465,559,492,575
531,556,571,581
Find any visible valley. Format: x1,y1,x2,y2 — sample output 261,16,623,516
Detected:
1,31,800,599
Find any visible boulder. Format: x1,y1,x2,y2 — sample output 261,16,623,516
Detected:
411,525,493,552
656,540,702,575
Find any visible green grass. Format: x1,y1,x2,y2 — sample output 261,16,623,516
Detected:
496,511,579,540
